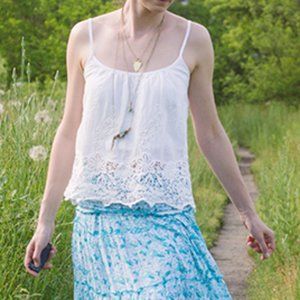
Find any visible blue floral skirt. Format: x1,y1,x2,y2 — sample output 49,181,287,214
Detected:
71,200,232,299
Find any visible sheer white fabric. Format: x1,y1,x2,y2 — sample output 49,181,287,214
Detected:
63,17,196,211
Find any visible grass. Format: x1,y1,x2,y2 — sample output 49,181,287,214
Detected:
219,101,299,300
0,65,75,299
0,56,230,298
0,52,298,298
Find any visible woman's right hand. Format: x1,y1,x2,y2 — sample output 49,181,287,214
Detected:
24,223,57,277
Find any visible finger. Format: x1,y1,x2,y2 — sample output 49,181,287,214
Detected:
266,240,274,253
247,241,259,250
24,244,34,268
42,262,53,270
263,231,275,257
247,241,262,253
24,244,40,276
246,238,259,247
32,245,42,267
253,245,262,253
256,234,270,259
266,231,276,252
25,257,39,276
247,235,255,242
24,243,37,276
246,240,256,248
26,268,39,277
47,249,56,262
246,236,255,246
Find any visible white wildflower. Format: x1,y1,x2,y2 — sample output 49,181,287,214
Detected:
34,109,52,124
0,89,5,97
29,145,47,161
47,99,57,110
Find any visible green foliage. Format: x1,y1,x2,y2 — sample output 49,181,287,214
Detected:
0,56,6,86
0,0,299,104
170,0,211,24
0,0,115,86
204,0,300,105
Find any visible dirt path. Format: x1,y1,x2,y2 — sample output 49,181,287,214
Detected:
210,146,259,299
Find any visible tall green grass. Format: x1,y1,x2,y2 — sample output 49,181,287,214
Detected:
219,102,299,300
0,55,74,298
0,41,298,298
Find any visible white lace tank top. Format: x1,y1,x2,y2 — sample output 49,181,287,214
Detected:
63,17,196,212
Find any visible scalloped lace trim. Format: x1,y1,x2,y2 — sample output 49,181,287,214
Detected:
69,198,196,212
63,151,196,211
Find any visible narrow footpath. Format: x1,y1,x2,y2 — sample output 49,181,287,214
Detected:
210,146,259,299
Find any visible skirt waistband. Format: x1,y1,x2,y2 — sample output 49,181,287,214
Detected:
75,199,194,216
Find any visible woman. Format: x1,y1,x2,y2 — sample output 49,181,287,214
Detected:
24,0,276,298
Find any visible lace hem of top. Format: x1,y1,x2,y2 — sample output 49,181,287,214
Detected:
66,197,196,212
63,151,196,212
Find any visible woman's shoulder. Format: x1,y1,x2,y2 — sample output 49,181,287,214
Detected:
174,14,212,50
89,9,121,28
68,10,119,46
168,12,210,39
70,8,119,34
71,10,211,47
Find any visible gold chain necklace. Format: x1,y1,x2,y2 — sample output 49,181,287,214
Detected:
121,4,165,72
110,9,165,151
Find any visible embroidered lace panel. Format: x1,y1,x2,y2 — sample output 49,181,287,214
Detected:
63,151,196,211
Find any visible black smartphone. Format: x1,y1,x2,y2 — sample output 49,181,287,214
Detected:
28,242,52,273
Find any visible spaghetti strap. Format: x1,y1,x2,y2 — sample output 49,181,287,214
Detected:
88,17,94,57
179,20,192,57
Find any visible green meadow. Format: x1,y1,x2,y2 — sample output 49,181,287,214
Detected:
0,67,298,299
0,0,299,299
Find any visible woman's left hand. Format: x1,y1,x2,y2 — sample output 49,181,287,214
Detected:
241,213,276,260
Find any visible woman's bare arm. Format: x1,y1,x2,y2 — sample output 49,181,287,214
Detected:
187,22,275,259
36,21,88,228
24,20,90,276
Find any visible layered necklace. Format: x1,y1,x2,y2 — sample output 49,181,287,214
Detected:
110,5,166,151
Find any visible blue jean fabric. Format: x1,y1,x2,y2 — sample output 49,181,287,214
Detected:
72,200,232,299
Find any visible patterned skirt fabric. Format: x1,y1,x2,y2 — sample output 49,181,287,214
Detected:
71,200,232,300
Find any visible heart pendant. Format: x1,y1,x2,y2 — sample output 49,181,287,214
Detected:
133,59,143,72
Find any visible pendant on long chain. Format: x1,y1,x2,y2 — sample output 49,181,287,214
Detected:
110,128,131,150
133,58,143,72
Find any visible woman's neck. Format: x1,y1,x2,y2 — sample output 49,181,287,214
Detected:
122,0,169,38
